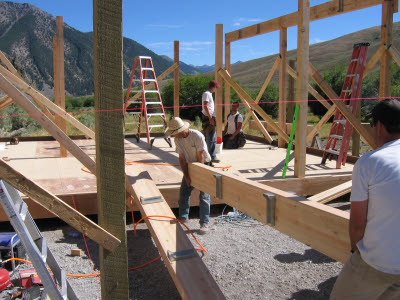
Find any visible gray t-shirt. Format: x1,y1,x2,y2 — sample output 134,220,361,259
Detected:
351,139,400,274
174,129,211,163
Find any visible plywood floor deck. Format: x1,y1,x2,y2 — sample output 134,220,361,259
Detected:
1,137,354,196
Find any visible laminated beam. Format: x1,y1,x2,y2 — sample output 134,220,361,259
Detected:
309,180,352,204
126,167,225,300
188,162,350,263
218,68,289,143
226,0,385,42
379,0,394,98
294,0,310,178
0,159,120,253
215,24,224,139
174,41,180,117
278,28,288,148
0,65,95,140
224,41,231,122
242,55,281,128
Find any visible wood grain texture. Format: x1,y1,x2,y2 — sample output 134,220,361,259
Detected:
278,28,288,148
174,40,180,118
93,0,128,298
215,24,224,140
294,0,310,178
309,180,352,204
189,163,350,263
226,0,385,42
126,167,226,300
379,0,393,98
53,17,67,157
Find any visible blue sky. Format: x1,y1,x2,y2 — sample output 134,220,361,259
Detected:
6,0,400,66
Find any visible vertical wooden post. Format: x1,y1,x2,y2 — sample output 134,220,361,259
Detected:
379,0,393,99
294,0,310,178
93,0,128,299
287,60,296,122
278,27,288,148
53,16,67,157
215,24,223,140
224,41,231,122
174,40,180,118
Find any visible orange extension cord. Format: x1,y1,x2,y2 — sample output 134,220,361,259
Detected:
5,196,207,278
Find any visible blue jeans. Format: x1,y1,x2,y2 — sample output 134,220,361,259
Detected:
179,177,210,225
204,126,216,159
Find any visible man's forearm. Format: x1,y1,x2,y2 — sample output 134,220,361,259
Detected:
203,105,212,119
179,157,189,179
349,223,366,251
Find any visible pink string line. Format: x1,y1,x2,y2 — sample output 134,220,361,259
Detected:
71,195,101,293
0,95,397,119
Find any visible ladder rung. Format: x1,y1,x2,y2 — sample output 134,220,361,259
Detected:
342,89,352,93
139,56,152,59
19,202,28,221
346,74,356,77
325,149,340,156
330,134,343,140
125,122,140,125
142,67,153,71
351,59,359,62
146,102,162,105
143,79,156,82
148,124,165,128
334,119,347,124
144,90,159,94
126,112,142,115
148,113,164,116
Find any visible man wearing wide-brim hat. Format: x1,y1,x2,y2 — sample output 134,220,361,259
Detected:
165,117,212,234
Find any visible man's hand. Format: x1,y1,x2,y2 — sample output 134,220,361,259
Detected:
209,117,215,126
229,135,234,141
185,176,191,186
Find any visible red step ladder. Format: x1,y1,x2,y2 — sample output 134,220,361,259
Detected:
321,43,369,168
124,56,171,149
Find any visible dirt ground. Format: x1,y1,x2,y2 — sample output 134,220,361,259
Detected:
0,200,349,300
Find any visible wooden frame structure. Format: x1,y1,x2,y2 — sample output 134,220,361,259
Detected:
217,0,397,177
0,0,398,298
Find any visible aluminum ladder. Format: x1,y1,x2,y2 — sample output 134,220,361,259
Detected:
0,180,79,300
321,43,369,168
124,56,172,149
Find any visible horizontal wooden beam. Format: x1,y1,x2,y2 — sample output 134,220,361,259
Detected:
218,68,290,143
125,166,225,300
188,162,350,263
309,180,352,204
226,0,385,42
249,120,314,135
0,65,95,140
0,159,120,252
308,63,377,149
241,99,273,143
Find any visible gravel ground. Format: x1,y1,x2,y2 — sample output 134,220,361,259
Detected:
0,200,350,300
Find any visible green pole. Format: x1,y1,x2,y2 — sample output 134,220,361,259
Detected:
282,105,300,179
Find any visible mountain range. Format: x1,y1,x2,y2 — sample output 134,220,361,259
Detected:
1,1,399,97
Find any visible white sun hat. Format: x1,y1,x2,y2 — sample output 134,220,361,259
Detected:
165,117,190,137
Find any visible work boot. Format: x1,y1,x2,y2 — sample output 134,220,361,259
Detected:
211,157,220,163
179,218,188,225
199,224,209,235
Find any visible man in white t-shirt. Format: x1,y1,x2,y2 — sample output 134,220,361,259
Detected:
222,102,243,149
165,117,212,234
201,80,220,163
330,98,400,299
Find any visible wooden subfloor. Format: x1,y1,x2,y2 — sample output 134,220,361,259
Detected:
0,137,353,220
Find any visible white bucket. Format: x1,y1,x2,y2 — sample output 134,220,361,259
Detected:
215,142,223,154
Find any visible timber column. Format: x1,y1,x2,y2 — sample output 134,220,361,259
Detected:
215,24,223,140
174,40,180,117
278,27,288,148
53,16,67,157
93,0,128,299
294,0,310,178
